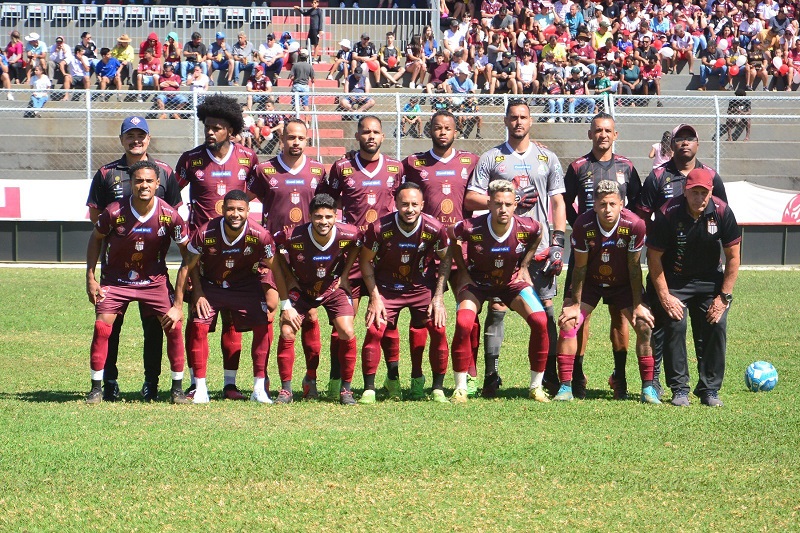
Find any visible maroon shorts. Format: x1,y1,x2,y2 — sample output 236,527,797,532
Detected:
458,279,530,308
580,283,635,311
96,279,175,317
379,285,433,328
292,287,355,322
191,280,269,331
346,276,366,301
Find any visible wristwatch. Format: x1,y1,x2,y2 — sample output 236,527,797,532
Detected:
720,292,733,304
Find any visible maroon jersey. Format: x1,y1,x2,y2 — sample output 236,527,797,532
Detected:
274,222,362,299
570,207,646,289
247,154,327,236
317,153,402,232
363,212,450,292
188,216,275,289
450,214,541,287
95,197,189,286
175,143,259,230
402,149,477,227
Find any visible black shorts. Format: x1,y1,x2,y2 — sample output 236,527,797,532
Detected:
309,31,320,47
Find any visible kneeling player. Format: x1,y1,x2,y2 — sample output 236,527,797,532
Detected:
184,190,279,404
273,194,363,405
449,179,550,402
359,182,452,403
556,180,660,404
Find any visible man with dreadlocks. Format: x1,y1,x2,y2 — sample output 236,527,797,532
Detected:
174,94,269,402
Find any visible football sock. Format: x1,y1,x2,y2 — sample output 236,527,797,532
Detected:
165,323,185,372
409,325,428,378
254,376,266,393
638,353,655,384
183,320,195,370
188,368,195,386
361,323,384,377
426,322,449,376
526,311,549,372
544,305,558,380
557,353,575,383
432,373,445,390
281,380,292,391
381,327,400,365
485,354,499,377
195,377,207,396
613,349,628,380
171,378,183,392
90,320,113,372
470,316,481,363
251,323,270,379
91,378,102,390
338,337,357,383
223,369,237,387
454,371,468,390
277,337,296,383
386,360,399,381
221,323,242,371
363,373,376,390
574,355,584,380
452,309,477,373
484,308,506,360
104,314,124,381
530,370,544,389
188,322,210,378
329,330,341,380
341,381,352,392
301,319,321,379
140,313,164,385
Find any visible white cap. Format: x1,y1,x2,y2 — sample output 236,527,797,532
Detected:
339,38,351,48
456,63,470,75
25,32,40,42
299,47,309,56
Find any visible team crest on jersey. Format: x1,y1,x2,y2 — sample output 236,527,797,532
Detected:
115,215,125,224
225,258,235,269
460,157,472,164
215,182,227,196
157,226,166,237
388,165,399,173
342,168,354,176
414,159,426,167
707,219,718,235
134,239,144,252
311,167,322,175
291,191,300,204
474,244,483,253
265,167,277,175
618,227,630,235
401,252,410,264
399,265,410,276
616,170,625,184
495,258,504,268
617,238,626,248
419,170,429,180
345,178,356,188
113,175,121,183
195,170,204,180
296,254,304,262
442,182,451,195
317,266,326,278
601,250,610,263
244,246,252,255
494,156,505,163
238,158,251,166
516,176,529,189
191,159,203,167
367,193,377,206
238,169,247,181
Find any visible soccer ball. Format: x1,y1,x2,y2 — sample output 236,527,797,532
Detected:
744,361,778,392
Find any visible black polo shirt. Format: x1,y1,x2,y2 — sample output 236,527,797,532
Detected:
647,195,741,281
563,151,641,225
86,155,182,211
638,159,727,216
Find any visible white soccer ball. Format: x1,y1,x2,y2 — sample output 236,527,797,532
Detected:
744,361,778,392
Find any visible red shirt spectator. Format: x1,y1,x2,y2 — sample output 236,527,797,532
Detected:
139,32,162,59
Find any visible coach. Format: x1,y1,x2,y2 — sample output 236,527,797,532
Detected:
646,168,741,408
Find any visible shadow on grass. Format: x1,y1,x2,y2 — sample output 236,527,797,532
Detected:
0,390,86,403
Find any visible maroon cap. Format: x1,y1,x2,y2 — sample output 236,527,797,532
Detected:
685,168,714,190
672,123,698,141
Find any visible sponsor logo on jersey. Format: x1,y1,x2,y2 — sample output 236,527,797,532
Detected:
132,227,152,233
363,180,381,187
313,255,332,261
516,232,529,240
311,167,323,175
616,170,626,184
339,240,351,248
244,246,252,255
537,154,549,162
222,248,241,254
211,171,232,178
586,230,596,238
382,231,394,239
341,168,354,176
460,157,472,164
415,159,427,167
286,179,305,185
291,242,304,250
157,226,166,237
617,238,626,248
205,237,217,245
514,164,531,170
115,215,126,224
159,215,172,224
238,169,247,181
387,176,395,188
421,231,433,240
617,227,630,235
387,165,399,173
245,235,259,244
398,242,416,248
494,156,505,163
435,170,456,177
398,265,410,276
515,242,525,253
470,234,482,242
419,170,429,180
491,246,510,252
238,158,251,166
191,159,203,167
265,167,277,174
310,177,318,189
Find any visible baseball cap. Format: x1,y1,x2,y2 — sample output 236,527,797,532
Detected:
622,29,631,36
503,51,513,58
361,32,370,39
355,66,364,75
56,36,64,43
597,66,606,71
267,33,275,40
216,31,226,39
685,168,714,190
450,18,459,25
571,66,582,74
282,31,292,38
255,64,264,72
120,116,150,135
456,63,470,75
471,18,479,23
600,20,610,27
339,38,351,48
299,47,309,57
672,123,698,141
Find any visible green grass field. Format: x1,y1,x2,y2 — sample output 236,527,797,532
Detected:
0,268,797,531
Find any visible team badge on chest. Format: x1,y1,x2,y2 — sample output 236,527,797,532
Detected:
442,182,451,195
401,252,410,264
291,191,300,204
495,258,504,268
707,219,718,235
517,176,529,188
601,250,610,263
367,192,377,206
317,266,326,278
217,182,227,196
225,258,235,269
134,239,144,252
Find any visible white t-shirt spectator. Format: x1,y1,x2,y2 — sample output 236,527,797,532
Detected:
259,42,284,63
739,18,764,36
67,55,91,78
756,1,778,20
518,61,537,82
553,0,574,21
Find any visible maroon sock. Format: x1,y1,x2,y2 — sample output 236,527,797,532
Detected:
426,321,449,376
90,320,113,371
165,321,185,372
301,319,321,379
409,325,428,378
361,323,384,376
184,320,196,369
452,309,477,373
277,336,296,383
381,326,400,365
470,315,481,362
338,336,357,383
251,323,270,379
526,311,548,372
638,354,655,383
557,353,575,383
221,323,242,371
189,322,210,378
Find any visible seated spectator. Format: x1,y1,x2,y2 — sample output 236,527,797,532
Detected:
634,35,659,65
401,96,422,138
739,10,763,49
340,66,375,115
187,63,210,94
572,32,597,74
481,0,504,33
465,18,485,63
767,47,790,90
405,36,426,89
593,65,615,94
163,33,182,73
617,30,636,55
246,64,272,110
425,51,450,93
136,47,161,100
1,51,12,99
745,39,769,90
232,32,256,86
182,32,208,83
352,33,378,84
110,34,135,85
472,42,492,90
449,49,469,77
516,50,539,94
668,25,695,73
698,39,728,90
444,63,475,105
24,33,48,83
592,21,614,50
757,26,782,54
650,10,672,38
489,7,517,46
95,47,123,92
258,33,285,85
490,51,518,94
564,67,596,121
289,48,314,112
543,70,565,122
64,45,91,100
618,55,643,101
769,7,791,36
156,63,187,119
422,25,439,66
443,19,465,60
209,32,233,85
642,55,664,100
378,32,406,88
6,31,25,84
139,32,162,60
565,4,585,37
25,64,50,118
567,53,592,78
542,34,568,62
79,32,99,72
327,39,353,82
49,36,72,84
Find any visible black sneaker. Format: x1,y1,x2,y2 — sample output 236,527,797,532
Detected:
103,380,120,402
608,370,628,400
170,388,191,404
339,390,357,405
481,373,503,398
671,391,690,407
86,387,103,405
542,374,561,397
700,391,723,407
572,373,587,400
141,381,159,402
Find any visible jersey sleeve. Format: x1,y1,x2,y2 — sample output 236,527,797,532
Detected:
163,168,183,208
626,165,642,209
719,204,742,248
637,169,659,214
316,164,342,200
645,209,670,253
449,220,467,242
171,212,189,244
187,228,203,256
434,224,450,252
247,167,269,200
175,153,191,189
563,162,580,227
468,152,493,194
86,169,107,210
711,171,727,202
546,152,566,196
94,207,113,236
629,215,647,252
570,220,588,252
362,221,381,253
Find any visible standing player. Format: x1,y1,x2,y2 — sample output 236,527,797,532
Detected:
401,109,482,397
247,118,327,399
562,112,641,400
315,115,401,397
273,194,362,405
175,94,260,400
555,180,660,404
637,123,727,396
359,182,452,403
464,99,567,399
449,180,549,403
85,161,190,405
86,116,182,402
184,190,280,404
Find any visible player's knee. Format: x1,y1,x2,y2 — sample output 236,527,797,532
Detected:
280,325,296,341
634,320,652,342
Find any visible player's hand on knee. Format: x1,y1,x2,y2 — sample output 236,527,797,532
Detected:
428,296,447,329
632,304,654,329
161,306,184,331
282,307,303,331
194,296,212,320
558,304,580,330
86,279,103,305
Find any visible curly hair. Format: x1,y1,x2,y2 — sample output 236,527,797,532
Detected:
196,94,245,135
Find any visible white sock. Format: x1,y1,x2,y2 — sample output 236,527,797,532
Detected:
224,369,237,387
91,369,104,381
171,370,183,381
189,368,196,386
195,377,207,395
454,371,467,390
530,371,544,389
253,377,265,394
